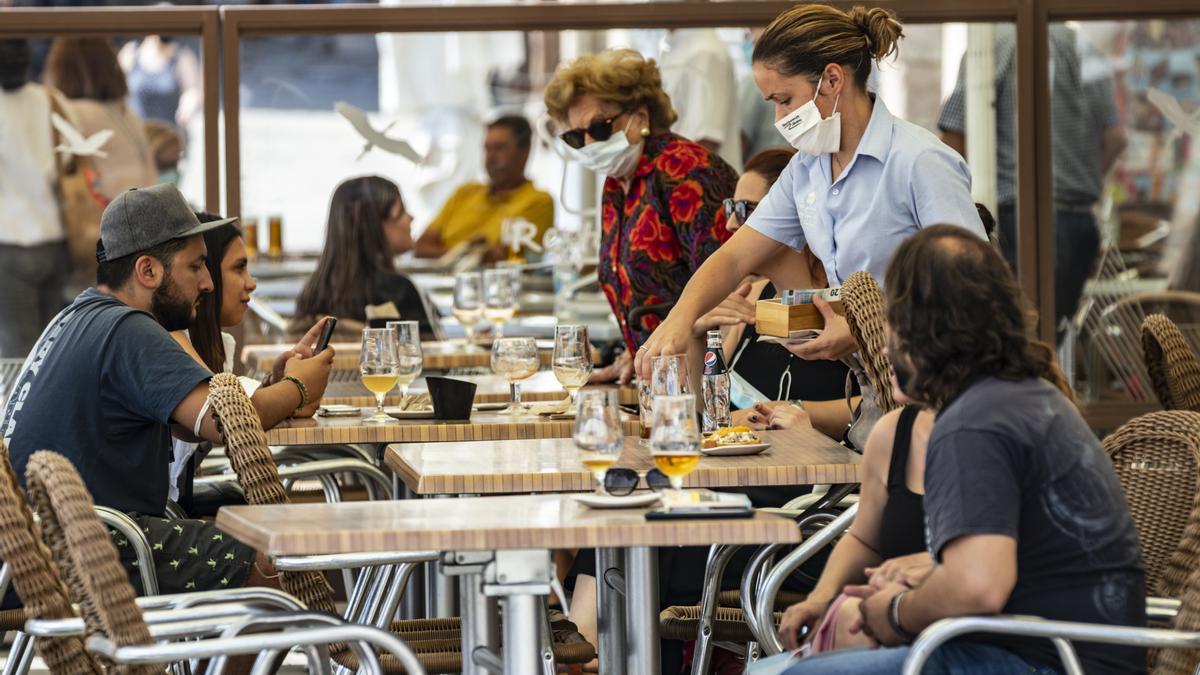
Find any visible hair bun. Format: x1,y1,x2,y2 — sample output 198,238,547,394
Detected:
849,6,904,61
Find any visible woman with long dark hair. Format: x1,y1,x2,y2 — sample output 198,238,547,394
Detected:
291,176,434,339
169,213,331,510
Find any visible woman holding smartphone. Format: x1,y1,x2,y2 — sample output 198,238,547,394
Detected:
168,213,333,512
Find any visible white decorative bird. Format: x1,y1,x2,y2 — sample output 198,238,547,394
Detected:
334,101,423,163
51,113,113,158
1146,88,1200,143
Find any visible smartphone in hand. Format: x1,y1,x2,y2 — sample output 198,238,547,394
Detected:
315,317,338,353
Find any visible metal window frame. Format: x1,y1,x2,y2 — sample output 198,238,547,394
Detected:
0,7,222,213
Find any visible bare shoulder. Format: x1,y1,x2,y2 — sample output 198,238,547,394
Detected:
861,407,906,476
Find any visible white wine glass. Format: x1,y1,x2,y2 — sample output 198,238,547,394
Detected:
490,337,538,414
387,320,424,406
553,324,592,406
360,328,399,424
453,272,484,346
483,267,518,339
649,394,702,493
573,389,623,493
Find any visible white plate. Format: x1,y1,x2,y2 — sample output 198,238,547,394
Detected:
318,405,363,417
701,442,771,457
571,492,662,509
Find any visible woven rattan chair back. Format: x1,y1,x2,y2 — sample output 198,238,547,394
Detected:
1154,547,1200,674
206,373,339,616
1143,314,1200,412
24,450,158,675
0,443,101,674
840,271,899,413
1103,411,1200,598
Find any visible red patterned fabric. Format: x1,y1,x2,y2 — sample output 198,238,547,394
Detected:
598,133,736,352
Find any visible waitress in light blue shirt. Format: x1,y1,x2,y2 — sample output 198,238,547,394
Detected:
636,3,985,378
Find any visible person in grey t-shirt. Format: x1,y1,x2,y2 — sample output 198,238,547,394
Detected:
785,225,1143,675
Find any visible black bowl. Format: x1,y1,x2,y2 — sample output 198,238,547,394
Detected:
426,376,477,421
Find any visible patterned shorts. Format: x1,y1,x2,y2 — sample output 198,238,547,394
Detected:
109,514,256,595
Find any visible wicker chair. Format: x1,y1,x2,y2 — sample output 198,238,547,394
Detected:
24,450,427,674
205,373,595,673
0,441,102,674
1103,411,1200,598
840,271,900,414
1143,314,1200,412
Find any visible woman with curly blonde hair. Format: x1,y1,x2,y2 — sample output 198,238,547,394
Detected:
544,48,736,383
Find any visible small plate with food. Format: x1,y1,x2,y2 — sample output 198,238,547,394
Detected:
701,426,771,456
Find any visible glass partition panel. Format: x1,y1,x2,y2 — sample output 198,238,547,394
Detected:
0,33,208,361
1053,18,1200,402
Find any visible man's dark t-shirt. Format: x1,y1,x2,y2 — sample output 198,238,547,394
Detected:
925,376,1146,675
1,289,211,516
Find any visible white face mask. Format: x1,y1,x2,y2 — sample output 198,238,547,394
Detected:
774,76,841,155
567,118,643,178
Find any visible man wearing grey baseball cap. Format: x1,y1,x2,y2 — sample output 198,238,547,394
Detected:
1,184,334,595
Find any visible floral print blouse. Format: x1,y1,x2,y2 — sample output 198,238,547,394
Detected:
598,133,737,353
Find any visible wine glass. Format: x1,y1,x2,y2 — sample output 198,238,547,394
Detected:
552,324,592,406
574,389,623,493
649,394,702,494
483,267,518,339
490,337,538,414
359,328,399,424
453,272,484,346
387,320,424,406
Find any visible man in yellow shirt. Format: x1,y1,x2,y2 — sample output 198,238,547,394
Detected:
415,115,554,261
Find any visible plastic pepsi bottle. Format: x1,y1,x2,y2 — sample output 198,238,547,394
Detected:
702,330,731,432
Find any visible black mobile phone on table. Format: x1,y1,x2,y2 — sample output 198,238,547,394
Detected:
315,317,338,352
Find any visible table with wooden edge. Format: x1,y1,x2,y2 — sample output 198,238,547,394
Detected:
379,425,855,673
216,494,800,675
318,371,638,407
384,427,859,497
265,408,642,447
242,340,600,375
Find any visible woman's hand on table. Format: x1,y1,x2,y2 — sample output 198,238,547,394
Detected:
691,281,757,338
784,297,858,361
738,402,810,430
589,350,633,385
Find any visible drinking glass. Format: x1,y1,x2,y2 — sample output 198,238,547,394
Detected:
483,267,518,339
638,353,691,441
573,389,623,493
359,328,399,424
552,324,592,405
453,272,484,345
490,337,538,414
387,320,424,404
649,394,702,493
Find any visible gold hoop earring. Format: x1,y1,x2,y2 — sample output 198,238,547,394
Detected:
640,127,651,137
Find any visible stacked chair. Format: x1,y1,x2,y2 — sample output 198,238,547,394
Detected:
1143,314,1200,412
0,441,425,674
205,372,595,674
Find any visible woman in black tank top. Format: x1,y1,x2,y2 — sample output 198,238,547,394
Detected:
776,405,936,654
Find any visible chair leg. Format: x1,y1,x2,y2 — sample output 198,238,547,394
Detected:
690,545,741,675
3,632,34,675
539,599,558,675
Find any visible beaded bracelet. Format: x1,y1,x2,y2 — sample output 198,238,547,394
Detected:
281,375,308,412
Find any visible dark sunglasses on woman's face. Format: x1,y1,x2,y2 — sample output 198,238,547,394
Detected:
723,199,758,225
603,467,672,496
559,111,628,150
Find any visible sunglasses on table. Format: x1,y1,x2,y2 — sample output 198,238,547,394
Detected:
559,110,629,150
603,467,672,496
723,199,758,225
